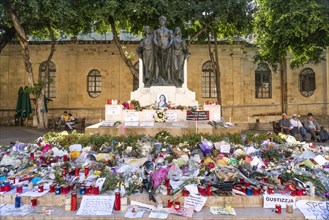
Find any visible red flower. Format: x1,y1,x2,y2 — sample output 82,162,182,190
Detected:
207,162,215,170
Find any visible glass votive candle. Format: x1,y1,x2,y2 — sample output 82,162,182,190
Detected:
61,185,69,194
93,186,100,195
49,184,56,193
245,182,250,187
182,188,189,196
164,178,170,187
55,186,61,195
246,187,253,196
38,184,44,193
84,167,89,176
296,188,303,196
239,178,245,183
168,200,173,208
174,201,180,210
74,168,80,177
253,187,261,196
263,177,269,183
16,185,23,194
30,153,35,160
31,197,37,207
267,186,274,194
63,155,68,162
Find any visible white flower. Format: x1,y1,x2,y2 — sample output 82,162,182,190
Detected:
154,109,168,123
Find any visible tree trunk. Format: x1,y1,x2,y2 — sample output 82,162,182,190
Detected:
5,3,34,86
213,33,222,109
37,24,56,130
280,59,288,113
109,16,139,79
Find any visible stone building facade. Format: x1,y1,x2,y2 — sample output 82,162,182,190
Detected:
0,41,328,125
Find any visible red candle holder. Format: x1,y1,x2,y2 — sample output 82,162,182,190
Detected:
167,186,171,195
206,183,212,196
4,184,11,192
296,188,303,196
239,178,245,183
16,185,23,194
263,177,269,183
182,188,189,196
241,186,247,194
63,155,68,162
245,182,250,187
71,193,77,211
74,168,80,177
253,187,261,196
61,185,69,194
62,167,68,176
164,178,170,187
168,200,173,208
84,167,89,176
30,153,35,160
198,186,207,196
31,197,37,207
174,201,180,210
0,185,4,192
290,190,296,196
49,184,56,193
85,186,91,195
93,186,100,195
267,186,274,194
302,188,307,195
114,192,121,211
38,184,44,193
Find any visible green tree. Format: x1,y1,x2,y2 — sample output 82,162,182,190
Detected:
254,0,329,112
2,0,70,129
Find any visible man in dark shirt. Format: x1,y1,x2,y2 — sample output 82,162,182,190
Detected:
278,113,292,134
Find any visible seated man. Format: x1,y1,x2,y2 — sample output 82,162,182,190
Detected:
278,113,292,134
65,113,76,131
290,114,307,141
303,112,321,142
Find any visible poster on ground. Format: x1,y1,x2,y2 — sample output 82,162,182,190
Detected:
296,200,329,220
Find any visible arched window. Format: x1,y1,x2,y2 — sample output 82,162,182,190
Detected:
202,61,217,98
255,63,272,98
87,69,102,98
299,68,315,97
133,61,139,91
39,61,56,98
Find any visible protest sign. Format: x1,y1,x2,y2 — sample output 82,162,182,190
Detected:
296,200,329,220
77,196,115,215
184,194,207,212
263,194,296,209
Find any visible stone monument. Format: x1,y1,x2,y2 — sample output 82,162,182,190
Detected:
132,15,198,106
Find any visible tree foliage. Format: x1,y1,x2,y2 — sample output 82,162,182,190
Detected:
254,0,329,70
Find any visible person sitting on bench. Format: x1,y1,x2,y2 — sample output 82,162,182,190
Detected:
65,113,76,131
304,112,327,142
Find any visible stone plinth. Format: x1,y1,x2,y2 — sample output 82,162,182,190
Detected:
131,86,198,107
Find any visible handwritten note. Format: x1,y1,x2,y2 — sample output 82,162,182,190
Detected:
125,112,139,121
296,200,329,220
106,105,121,115
76,195,115,215
220,145,231,153
184,194,207,212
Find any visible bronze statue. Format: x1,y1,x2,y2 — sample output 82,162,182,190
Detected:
136,16,188,87
172,27,188,87
153,16,173,85
136,26,154,87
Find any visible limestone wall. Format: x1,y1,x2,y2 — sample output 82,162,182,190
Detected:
0,41,328,125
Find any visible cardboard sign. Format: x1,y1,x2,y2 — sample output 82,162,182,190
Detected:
263,194,296,209
184,194,207,212
76,195,115,215
296,200,329,220
186,111,209,121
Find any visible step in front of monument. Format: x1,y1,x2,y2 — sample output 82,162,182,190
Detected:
0,192,322,208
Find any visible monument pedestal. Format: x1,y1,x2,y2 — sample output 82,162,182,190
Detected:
131,86,198,106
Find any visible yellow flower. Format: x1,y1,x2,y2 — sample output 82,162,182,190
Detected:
70,150,81,159
94,170,101,176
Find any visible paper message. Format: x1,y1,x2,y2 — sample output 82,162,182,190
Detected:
220,145,231,153
184,194,207,212
106,105,121,115
125,112,139,121
95,178,106,192
263,194,296,209
167,112,178,122
168,206,194,217
76,195,115,215
296,200,329,220
149,210,169,219
124,206,145,218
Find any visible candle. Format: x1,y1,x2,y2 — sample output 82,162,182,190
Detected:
275,204,281,214
38,184,44,193
206,183,212,196
84,167,89,176
64,196,71,211
121,197,128,211
225,201,232,210
71,193,77,211
74,168,80,177
16,185,23,194
168,200,173,208
286,204,293,213
114,192,121,211
174,201,180,210
182,188,189,196
31,197,37,207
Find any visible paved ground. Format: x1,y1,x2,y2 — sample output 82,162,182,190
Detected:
0,126,48,145
0,125,328,146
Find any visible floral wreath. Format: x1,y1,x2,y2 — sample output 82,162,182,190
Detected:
154,109,168,123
